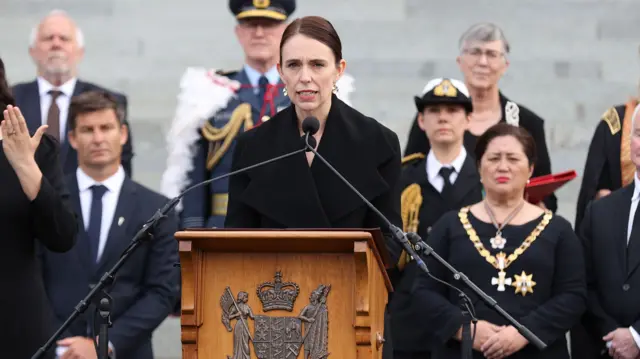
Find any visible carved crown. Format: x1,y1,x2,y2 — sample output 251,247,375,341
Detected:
256,271,300,312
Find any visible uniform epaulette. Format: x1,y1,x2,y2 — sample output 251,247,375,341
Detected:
601,107,621,135
402,153,425,166
215,69,239,77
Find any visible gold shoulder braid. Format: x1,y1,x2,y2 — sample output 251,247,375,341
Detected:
458,206,553,296
201,103,254,170
601,107,621,135
397,183,423,271
401,153,425,166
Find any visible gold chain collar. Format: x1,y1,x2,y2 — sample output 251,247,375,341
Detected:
458,206,553,270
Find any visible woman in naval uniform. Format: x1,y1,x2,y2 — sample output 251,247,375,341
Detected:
391,77,484,359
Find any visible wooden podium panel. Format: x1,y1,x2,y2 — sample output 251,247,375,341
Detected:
177,230,392,359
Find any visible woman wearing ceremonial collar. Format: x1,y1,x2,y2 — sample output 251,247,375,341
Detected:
224,16,402,358
403,23,556,212
412,124,585,359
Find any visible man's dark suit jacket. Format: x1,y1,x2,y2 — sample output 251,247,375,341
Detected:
38,173,179,359
12,79,134,176
580,183,640,358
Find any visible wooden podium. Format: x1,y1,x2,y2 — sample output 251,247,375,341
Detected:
177,228,394,359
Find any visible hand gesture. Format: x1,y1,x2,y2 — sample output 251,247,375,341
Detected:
1,105,48,170
481,325,528,359
604,328,640,359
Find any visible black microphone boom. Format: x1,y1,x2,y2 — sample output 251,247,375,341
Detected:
31,138,311,359
301,135,547,351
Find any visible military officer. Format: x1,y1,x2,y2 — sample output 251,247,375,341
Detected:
161,0,354,229
390,78,484,359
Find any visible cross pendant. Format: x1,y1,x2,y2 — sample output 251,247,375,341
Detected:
491,270,512,291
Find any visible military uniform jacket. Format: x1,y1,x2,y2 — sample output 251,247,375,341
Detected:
403,92,557,212
575,100,638,230
224,94,403,266
160,68,290,229
390,153,483,352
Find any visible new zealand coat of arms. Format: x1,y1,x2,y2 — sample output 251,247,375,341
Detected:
220,271,331,359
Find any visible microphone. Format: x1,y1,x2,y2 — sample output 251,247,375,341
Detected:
300,116,427,272
32,136,310,359
302,116,319,151
300,125,547,351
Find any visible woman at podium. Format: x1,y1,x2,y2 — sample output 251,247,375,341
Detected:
0,58,78,359
224,15,402,359
224,15,402,266
411,124,586,359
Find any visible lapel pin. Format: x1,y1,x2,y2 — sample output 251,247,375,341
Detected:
118,217,125,226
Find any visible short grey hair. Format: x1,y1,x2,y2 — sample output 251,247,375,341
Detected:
458,22,510,54
29,9,85,48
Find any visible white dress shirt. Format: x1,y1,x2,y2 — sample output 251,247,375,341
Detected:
37,76,77,141
76,165,125,262
426,146,467,193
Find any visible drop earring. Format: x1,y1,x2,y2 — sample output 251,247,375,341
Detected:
283,87,288,96
332,83,338,94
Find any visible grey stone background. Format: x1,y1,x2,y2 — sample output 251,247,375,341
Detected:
1,0,639,357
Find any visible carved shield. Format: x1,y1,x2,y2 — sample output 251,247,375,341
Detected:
253,315,303,359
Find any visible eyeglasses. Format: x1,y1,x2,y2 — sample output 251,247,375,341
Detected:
462,48,506,63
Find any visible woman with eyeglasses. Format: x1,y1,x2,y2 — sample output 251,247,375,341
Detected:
403,23,556,213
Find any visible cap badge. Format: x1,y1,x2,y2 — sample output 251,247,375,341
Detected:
433,79,457,97
253,0,270,8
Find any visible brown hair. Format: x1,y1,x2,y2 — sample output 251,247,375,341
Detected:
474,123,537,166
69,90,124,130
280,16,342,64
0,58,15,108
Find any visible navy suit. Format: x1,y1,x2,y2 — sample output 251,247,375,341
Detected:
180,68,290,229
12,79,134,177
38,174,179,359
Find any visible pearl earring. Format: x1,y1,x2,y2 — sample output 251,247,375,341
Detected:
283,87,288,96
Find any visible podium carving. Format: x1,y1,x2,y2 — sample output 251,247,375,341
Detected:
177,229,392,359
220,271,331,359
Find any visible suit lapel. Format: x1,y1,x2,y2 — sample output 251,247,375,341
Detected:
615,185,634,276
21,81,42,135
66,175,94,270
273,79,290,114
94,177,137,275
624,184,640,278
59,80,86,160
451,155,481,205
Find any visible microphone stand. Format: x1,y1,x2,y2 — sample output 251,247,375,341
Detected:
32,145,309,359
302,135,547,353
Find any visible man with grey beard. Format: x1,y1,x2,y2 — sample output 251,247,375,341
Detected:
12,9,134,177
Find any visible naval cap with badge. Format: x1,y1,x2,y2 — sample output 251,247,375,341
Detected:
229,0,296,21
414,78,473,114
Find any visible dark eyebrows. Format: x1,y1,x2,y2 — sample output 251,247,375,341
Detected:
285,58,328,65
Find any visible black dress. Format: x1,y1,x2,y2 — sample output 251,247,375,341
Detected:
225,94,403,359
403,93,557,212
412,208,586,359
0,133,78,358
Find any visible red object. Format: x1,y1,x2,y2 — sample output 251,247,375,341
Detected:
525,170,577,204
